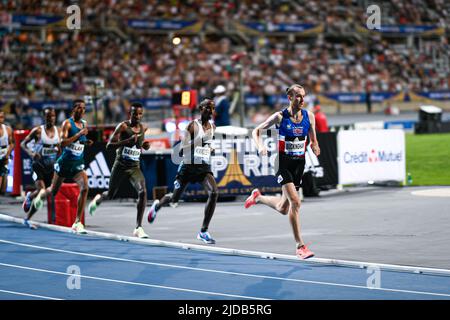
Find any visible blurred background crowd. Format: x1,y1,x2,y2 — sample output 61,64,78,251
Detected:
0,0,449,127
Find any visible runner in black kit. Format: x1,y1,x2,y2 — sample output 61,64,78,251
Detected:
87,102,151,238
244,84,321,259
147,99,218,244
21,107,61,229
0,111,14,195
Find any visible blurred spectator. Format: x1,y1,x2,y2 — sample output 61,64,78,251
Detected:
0,0,449,121
312,104,329,133
213,84,231,126
365,82,372,114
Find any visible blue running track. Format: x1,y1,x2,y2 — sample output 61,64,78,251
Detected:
1,220,450,300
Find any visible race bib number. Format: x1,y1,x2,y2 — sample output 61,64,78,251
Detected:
0,147,7,160
42,147,58,157
122,146,141,161
285,139,306,156
67,142,84,157
194,146,211,163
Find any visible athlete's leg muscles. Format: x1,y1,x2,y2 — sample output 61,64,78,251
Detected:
97,164,125,205
158,179,188,208
283,183,304,247
257,192,289,215
73,171,89,223
26,180,46,219
48,172,65,197
0,175,6,195
130,173,147,228
200,173,218,232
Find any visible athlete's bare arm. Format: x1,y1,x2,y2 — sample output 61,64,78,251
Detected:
21,126,41,159
307,110,320,156
181,121,203,153
60,120,88,147
56,127,63,155
141,125,151,150
5,125,14,161
252,112,282,155
106,122,137,150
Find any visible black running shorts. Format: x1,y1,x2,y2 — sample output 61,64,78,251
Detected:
275,153,306,190
32,161,54,187
175,163,213,185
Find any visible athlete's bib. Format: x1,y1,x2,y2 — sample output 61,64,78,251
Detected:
122,146,141,162
66,142,84,157
285,139,306,156
0,147,7,160
42,147,58,157
194,146,211,163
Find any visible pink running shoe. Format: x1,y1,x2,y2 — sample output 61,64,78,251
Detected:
244,189,261,209
296,245,314,260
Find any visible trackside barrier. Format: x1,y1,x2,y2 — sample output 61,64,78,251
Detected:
1,213,449,277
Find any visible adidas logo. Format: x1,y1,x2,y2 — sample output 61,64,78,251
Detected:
86,152,111,189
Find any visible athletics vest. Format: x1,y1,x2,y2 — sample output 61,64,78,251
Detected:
0,124,9,160
276,108,310,157
35,125,60,166
188,119,214,165
116,121,144,165
61,118,87,161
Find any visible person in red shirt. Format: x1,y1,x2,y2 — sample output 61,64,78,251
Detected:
313,104,329,133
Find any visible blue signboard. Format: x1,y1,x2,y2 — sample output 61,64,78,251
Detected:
12,15,63,27
127,19,197,30
372,25,441,34
243,22,317,33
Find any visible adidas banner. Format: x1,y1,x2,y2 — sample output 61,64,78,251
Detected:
85,142,148,199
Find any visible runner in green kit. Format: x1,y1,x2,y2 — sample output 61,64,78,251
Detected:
87,102,151,238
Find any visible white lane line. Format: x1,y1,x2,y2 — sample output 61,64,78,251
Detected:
0,289,62,300
0,262,268,300
1,239,450,298
2,213,450,277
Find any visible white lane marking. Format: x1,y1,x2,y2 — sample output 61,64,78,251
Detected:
0,289,62,300
411,188,450,197
0,262,268,300
1,239,450,298
2,213,450,277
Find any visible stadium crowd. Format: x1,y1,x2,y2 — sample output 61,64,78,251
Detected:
1,30,448,101
2,0,449,27
0,0,449,127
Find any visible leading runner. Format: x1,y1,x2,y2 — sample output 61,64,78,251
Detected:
244,84,320,259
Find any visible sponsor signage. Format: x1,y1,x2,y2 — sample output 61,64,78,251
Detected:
168,132,337,198
337,130,405,184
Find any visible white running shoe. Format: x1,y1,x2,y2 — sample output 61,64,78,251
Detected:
88,194,101,216
133,227,149,239
23,219,37,230
72,222,87,234
197,231,216,244
32,189,46,211
169,202,179,208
